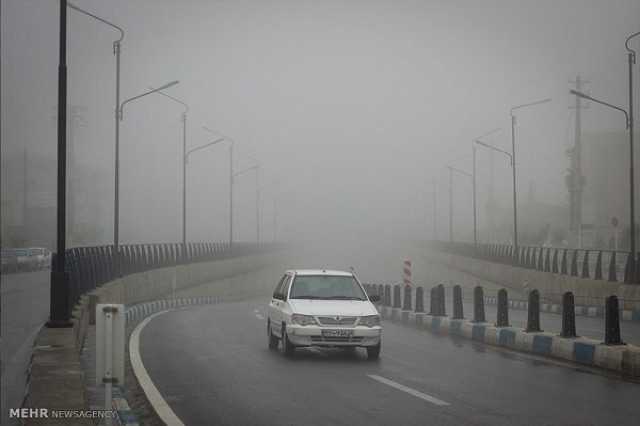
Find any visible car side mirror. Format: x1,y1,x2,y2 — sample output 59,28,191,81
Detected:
369,294,381,303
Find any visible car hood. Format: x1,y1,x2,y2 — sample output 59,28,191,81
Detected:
288,299,378,317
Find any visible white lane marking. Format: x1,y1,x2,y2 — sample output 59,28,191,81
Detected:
255,313,265,320
130,310,186,426
367,375,450,406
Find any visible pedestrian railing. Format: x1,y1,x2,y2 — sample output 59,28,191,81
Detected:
429,241,636,284
53,242,282,315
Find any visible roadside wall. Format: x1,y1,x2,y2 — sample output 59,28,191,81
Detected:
420,248,640,310
23,250,288,425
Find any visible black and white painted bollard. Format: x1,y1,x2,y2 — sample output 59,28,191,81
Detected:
526,289,542,332
384,285,391,307
393,285,402,309
560,291,577,338
473,286,485,323
437,283,446,316
452,285,464,320
496,288,509,327
429,286,437,316
415,286,425,325
402,285,412,323
604,295,624,345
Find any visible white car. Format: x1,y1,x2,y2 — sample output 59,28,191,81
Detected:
267,269,382,359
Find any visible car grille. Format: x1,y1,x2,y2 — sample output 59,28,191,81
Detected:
317,316,357,326
311,336,364,343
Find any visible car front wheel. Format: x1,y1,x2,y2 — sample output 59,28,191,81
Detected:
366,342,381,360
267,321,279,350
281,324,295,357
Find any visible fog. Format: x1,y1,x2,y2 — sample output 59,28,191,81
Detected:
2,0,639,260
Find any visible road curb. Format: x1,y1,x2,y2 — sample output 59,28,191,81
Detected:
378,306,640,378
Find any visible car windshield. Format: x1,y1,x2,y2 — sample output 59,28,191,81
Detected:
289,275,367,300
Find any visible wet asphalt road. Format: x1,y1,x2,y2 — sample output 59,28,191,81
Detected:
1,271,50,426
138,299,640,426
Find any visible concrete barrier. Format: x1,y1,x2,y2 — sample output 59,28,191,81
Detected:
22,250,287,425
378,303,640,378
422,249,640,311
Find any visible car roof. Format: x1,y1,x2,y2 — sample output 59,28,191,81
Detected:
287,269,353,277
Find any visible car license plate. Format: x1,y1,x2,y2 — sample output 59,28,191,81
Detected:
322,329,352,337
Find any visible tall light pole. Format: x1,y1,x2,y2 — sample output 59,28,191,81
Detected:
49,0,70,327
475,138,513,244
471,128,502,248
570,89,633,281
150,89,189,246
625,30,639,281
116,80,179,263
510,98,552,259
446,165,472,243
233,164,260,243
203,127,235,247
67,2,123,248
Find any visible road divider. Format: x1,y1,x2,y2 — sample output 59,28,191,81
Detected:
363,283,640,378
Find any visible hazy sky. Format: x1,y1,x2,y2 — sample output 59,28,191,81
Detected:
2,0,639,246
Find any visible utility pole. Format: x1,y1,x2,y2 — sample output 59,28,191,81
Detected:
432,178,437,240
448,167,453,242
48,0,71,327
488,150,495,242
568,75,587,248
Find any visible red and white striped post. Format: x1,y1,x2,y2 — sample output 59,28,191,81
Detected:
403,259,412,288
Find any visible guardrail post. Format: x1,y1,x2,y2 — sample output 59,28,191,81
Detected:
473,285,485,322
544,248,551,272
570,250,578,276
496,288,509,327
581,250,590,279
594,251,603,280
393,285,401,308
415,286,424,313
437,283,446,316
561,249,568,274
429,286,437,315
560,291,577,338
537,248,544,270
402,285,412,310
604,295,624,345
452,284,464,319
608,251,617,282
525,289,542,332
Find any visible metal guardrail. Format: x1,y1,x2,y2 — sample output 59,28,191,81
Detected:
429,241,637,284
52,242,282,314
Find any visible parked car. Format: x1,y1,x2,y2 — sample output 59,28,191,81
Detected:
267,269,382,359
1,247,51,272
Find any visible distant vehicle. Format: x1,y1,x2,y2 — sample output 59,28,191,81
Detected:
267,269,382,360
1,248,51,273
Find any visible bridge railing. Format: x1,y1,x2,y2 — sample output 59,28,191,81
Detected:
53,242,281,314
430,241,636,284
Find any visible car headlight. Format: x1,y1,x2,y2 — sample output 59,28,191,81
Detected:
291,314,318,326
358,315,381,327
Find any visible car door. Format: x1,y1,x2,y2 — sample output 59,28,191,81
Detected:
269,275,287,336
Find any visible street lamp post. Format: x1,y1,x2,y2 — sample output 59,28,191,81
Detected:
625,31,639,281
510,98,552,260
203,127,235,247
233,164,260,243
570,89,633,281
150,89,189,246
184,135,231,244
116,80,179,268
446,165,472,243
471,128,502,248
49,0,71,327
67,1,124,251
474,138,513,244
